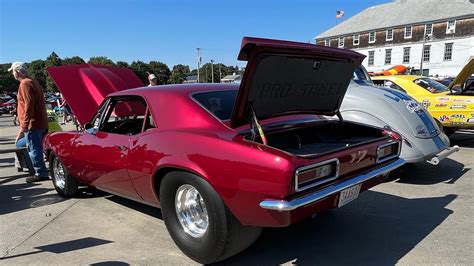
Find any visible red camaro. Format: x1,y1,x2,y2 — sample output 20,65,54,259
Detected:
44,37,405,263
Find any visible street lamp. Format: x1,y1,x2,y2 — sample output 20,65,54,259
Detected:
210,60,215,83
420,34,430,76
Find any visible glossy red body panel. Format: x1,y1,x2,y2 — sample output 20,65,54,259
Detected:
47,64,144,125
44,83,399,227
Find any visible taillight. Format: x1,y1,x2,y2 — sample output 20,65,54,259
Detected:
376,142,400,163
295,158,339,192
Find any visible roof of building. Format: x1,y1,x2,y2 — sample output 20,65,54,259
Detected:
221,74,240,81
315,0,474,39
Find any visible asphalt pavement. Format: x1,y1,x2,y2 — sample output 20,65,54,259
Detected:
0,114,473,265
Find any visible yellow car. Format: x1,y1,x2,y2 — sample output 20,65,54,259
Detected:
372,62,474,135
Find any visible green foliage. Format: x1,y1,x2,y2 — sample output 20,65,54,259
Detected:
88,56,115,66
130,60,151,85
149,61,171,85
62,56,85,65
0,63,19,93
45,52,62,91
116,61,130,68
169,64,191,84
28,60,47,89
198,63,239,83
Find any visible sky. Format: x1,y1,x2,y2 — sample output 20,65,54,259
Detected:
0,0,392,69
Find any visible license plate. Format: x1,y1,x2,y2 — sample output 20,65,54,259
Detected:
338,184,362,207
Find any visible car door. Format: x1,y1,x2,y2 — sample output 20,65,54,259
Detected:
71,96,147,198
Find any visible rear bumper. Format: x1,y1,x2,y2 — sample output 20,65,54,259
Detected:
260,158,405,211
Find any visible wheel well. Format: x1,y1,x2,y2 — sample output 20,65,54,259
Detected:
153,167,200,201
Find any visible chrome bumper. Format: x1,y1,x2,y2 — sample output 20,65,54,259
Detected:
426,145,460,165
259,158,405,211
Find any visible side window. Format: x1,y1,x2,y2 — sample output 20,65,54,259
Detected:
143,108,156,131
99,97,148,135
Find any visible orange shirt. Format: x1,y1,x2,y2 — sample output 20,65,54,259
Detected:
17,78,48,131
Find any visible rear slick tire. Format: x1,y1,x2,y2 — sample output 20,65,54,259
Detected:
50,153,78,197
160,171,262,264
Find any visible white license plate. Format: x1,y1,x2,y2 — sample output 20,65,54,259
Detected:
338,184,362,207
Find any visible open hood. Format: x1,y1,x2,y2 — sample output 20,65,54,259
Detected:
47,64,144,126
230,37,365,128
448,59,474,93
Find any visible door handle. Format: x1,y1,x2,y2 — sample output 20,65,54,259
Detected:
116,145,128,151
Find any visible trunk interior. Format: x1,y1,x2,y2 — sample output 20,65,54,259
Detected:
248,121,386,157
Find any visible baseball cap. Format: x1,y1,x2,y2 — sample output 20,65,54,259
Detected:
148,74,157,80
8,62,27,72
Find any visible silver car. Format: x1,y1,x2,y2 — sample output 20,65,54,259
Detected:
340,67,459,165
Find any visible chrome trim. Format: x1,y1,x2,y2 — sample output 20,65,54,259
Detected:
376,141,401,164
427,145,460,165
260,158,405,211
295,158,340,192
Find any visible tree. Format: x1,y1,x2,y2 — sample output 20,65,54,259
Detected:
88,56,115,66
148,61,171,85
45,52,62,91
116,61,130,68
28,60,47,89
62,56,85,65
130,60,151,84
169,64,190,84
0,63,19,93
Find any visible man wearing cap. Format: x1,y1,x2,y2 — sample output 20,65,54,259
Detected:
9,62,49,183
148,73,158,86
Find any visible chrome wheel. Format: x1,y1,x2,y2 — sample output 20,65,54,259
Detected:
175,184,209,238
52,157,66,189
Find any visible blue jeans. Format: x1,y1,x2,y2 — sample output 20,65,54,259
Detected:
16,129,48,177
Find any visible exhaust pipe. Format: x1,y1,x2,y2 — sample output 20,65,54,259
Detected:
427,145,460,165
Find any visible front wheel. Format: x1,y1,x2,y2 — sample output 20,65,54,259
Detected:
160,171,262,264
50,153,78,197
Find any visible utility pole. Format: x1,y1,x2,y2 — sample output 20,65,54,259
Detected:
218,64,222,83
420,34,429,76
196,48,201,83
210,60,215,83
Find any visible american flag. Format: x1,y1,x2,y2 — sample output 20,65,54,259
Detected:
336,10,345,19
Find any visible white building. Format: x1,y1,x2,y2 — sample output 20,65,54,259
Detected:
314,0,474,77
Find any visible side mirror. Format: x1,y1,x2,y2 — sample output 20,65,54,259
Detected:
84,123,95,134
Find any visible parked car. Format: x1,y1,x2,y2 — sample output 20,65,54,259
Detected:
372,69,474,135
45,37,404,264
342,67,458,165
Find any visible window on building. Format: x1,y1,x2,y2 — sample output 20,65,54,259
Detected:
368,51,375,66
369,31,376,43
385,49,392,65
338,37,344,47
404,26,412,39
446,20,456,34
444,43,453,61
386,29,393,41
403,47,411,63
423,45,431,62
324,39,330,46
353,34,360,46
425,23,433,36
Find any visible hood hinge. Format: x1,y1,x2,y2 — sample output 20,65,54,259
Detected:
248,102,268,145
336,109,343,122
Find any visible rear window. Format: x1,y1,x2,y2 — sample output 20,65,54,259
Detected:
413,78,448,93
192,90,238,120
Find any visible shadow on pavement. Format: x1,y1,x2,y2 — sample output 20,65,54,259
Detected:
391,158,470,185
0,237,113,261
218,191,456,265
0,181,63,215
106,195,163,220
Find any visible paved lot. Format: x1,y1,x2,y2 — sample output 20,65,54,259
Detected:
0,114,473,265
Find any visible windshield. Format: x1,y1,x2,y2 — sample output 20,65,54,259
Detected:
413,78,448,93
352,66,374,85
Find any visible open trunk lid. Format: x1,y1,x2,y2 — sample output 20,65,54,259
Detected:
230,37,365,128
47,64,144,126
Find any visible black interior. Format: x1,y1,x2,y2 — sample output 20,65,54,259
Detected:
249,121,384,156
100,118,146,135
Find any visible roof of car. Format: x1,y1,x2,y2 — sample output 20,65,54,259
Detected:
109,83,240,98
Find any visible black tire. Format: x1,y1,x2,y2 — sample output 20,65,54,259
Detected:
435,119,456,136
49,152,78,197
160,171,262,264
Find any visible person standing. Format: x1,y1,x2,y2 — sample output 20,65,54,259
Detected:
9,62,49,183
